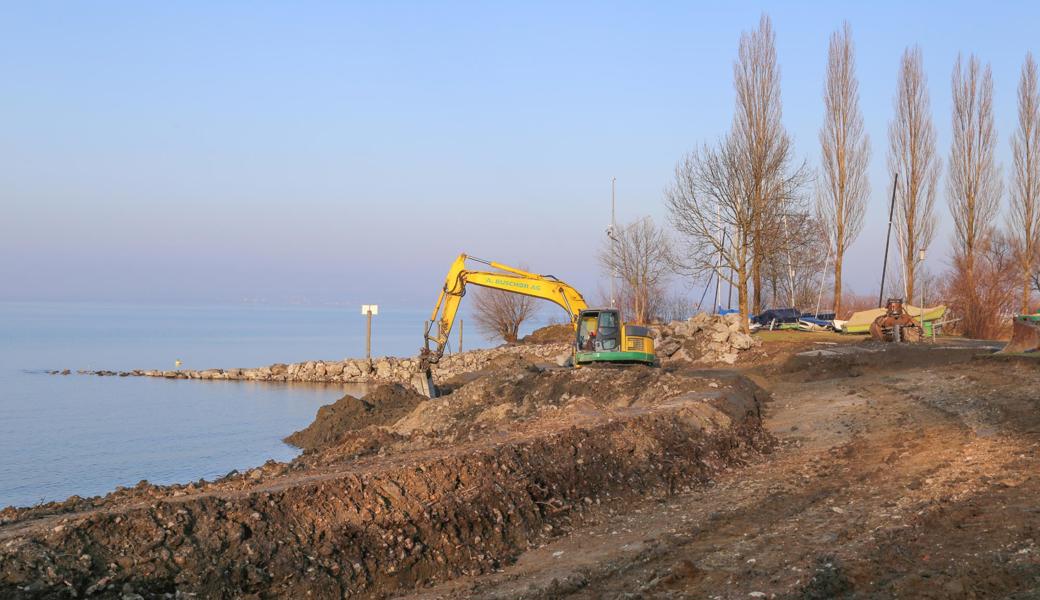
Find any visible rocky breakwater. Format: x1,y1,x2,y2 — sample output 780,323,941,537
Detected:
54,343,571,386
652,312,760,364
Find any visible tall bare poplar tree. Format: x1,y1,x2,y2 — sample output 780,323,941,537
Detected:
816,22,870,316
947,53,1002,336
732,14,795,314
1010,52,1040,313
888,46,940,302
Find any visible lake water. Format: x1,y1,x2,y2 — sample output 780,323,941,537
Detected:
0,301,524,508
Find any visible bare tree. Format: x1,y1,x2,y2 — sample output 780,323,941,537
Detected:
888,46,941,302
1010,52,1040,314
816,22,870,317
471,286,539,344
667,135,755,332
761,211,831,309
732,14,803,314
599,217,672,324
947,53,1002,338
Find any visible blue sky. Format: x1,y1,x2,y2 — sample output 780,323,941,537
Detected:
2,1,1037,310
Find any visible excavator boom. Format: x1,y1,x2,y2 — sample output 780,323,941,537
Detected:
421,254,588,368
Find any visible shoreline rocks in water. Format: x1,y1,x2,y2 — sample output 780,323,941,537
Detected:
45,313,767,385
47,342,572,385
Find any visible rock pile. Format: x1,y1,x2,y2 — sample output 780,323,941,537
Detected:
653,312,760,365
55,343,570,386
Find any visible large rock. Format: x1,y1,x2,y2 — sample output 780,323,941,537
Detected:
729,331,754,350
657,337,683,357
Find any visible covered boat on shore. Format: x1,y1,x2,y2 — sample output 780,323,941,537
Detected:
842,304,947,336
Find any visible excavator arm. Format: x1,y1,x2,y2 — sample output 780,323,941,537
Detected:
419,254,588,370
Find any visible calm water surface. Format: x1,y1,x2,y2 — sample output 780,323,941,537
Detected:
0,302,493,508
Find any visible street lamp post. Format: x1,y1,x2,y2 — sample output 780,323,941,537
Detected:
610,177,617,309
917,249,926,339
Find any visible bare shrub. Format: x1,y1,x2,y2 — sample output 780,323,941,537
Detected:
943,231,1017,339
471,287,539,344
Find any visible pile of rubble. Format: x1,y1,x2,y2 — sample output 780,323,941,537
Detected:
653,312,760,365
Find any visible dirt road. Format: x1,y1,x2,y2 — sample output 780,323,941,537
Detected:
402,349,1040,599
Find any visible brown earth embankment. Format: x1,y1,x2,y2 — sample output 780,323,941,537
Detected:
1,367,772,599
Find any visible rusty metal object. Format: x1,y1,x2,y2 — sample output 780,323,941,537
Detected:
1000,315,1040,354
869,298,923,343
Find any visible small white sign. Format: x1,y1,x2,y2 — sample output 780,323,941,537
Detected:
361,304,379,315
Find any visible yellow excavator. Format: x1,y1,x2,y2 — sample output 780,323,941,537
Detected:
414,254,656,397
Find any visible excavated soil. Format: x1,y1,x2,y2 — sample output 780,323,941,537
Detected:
0,362,770,599
520,324,573,345
284,384,426,453
5,339,1038,600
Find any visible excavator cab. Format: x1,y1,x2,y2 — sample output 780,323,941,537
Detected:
574,309,655,366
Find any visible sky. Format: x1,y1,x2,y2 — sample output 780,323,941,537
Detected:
2,1,1038,312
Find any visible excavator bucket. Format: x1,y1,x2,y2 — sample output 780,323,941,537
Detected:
411,369,438,398
1000,314,1040,354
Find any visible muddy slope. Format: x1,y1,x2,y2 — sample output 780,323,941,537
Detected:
284,384,425,453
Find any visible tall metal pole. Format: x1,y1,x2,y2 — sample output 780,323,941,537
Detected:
782,212,796,307
714,202,722,313
879,173,899,307
918,249,926,339
610,176,617,309
815,237,832,318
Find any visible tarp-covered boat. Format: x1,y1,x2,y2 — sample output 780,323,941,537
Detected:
844,304,947,335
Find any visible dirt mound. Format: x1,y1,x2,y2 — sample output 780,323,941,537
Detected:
653,312,760,364
0,368,770,599
521,323,574,344
389,365,766,442
284,383,424,452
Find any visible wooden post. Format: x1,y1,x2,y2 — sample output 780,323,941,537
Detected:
366,310,372,360
361,305,378,359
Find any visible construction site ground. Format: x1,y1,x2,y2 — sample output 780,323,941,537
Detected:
3,335,1040,599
